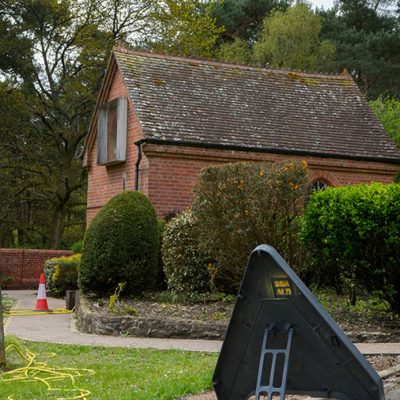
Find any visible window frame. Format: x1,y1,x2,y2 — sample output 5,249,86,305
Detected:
305,179,329,205
97,97,128,166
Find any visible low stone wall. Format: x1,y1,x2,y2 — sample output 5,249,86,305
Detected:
75,293,227,340
0,248,72,289
75,293,398,342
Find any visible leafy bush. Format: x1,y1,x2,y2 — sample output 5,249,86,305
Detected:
44,258,57,292
162,210,212,293
301,183,400,312
156,219,167,290
79,191,159,295
70,240,83,254
44,254,80,297
192,161,309,292
0,272,13,285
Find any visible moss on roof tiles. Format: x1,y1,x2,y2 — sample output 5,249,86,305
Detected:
113,49,400,162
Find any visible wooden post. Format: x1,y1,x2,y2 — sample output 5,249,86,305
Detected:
0,285,6,368
65,290,76,311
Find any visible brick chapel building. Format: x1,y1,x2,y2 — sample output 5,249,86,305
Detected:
83,47,400,224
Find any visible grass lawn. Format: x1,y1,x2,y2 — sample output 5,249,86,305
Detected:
1,337,217,400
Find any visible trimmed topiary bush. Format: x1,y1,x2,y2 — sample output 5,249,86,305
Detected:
162,210,211,293
301,183,400,312
79,191,159,295
192,161,309,293
44,254,80,297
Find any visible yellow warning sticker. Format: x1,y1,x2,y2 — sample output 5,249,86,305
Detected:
271,277,293,297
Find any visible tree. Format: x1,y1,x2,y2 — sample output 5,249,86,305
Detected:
216,38,252,63
0,84,49,247
253,3,336,72
370,98,400,146
147,0,223,58
212,0,289,42
0,0,157,248
0,0,111,248
96,0,155,43
319,0,400,98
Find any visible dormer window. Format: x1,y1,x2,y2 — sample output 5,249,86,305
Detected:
97,97,127,165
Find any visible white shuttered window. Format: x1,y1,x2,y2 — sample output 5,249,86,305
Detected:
97,97,128,165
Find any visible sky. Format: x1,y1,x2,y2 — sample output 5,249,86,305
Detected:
310,0,336,10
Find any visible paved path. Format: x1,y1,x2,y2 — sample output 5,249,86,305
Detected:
4,290,400,355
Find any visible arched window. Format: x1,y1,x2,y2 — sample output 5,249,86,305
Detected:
305,179,328,204
309,180,328,193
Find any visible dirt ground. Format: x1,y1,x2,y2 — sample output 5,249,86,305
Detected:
182,356,400,400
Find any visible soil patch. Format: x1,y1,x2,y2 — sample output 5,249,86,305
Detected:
80,294,400,342
89,297,232,323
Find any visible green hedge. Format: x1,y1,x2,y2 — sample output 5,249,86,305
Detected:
301,183,400,312
79,191,159,295
162,210,211,293
44,254,80,297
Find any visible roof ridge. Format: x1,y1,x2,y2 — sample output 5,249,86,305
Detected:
113,45,352,81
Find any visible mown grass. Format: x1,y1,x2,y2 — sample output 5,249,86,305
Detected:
1,337,217,400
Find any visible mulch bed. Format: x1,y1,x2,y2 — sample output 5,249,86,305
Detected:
89,296,400,342
90,297,233,322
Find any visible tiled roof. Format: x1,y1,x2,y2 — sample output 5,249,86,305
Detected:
114,48,400,163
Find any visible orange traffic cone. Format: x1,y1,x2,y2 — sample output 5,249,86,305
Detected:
34,273,49,311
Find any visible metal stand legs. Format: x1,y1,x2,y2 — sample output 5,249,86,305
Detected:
255,325,293,400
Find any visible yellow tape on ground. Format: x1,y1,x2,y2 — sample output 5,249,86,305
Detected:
4,308,74,316
1,343,95,400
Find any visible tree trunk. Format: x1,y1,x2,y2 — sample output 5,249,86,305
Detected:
50,208,65,249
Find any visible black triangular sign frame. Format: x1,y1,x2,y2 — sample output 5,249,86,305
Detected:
213,245,384,400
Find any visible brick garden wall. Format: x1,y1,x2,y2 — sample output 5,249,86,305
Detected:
0,249,72,289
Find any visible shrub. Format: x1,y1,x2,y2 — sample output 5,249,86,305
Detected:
301,183,400,312
0,272,13,285
70,240,83,254
156,219,167,290
44,254,80,297
162,210,212,293
79,191,159,295
192,161,309,292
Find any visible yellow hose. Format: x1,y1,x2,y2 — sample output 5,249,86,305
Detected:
1,343,94,399
4,308,74,316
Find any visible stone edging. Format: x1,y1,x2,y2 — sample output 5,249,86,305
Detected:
75,293,396,342
75,292,227,340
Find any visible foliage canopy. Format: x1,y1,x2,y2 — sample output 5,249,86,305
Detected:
254,3,336,71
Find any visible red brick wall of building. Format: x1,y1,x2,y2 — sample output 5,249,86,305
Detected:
141,143,399,217
87,139,399,224
0,248,72,289
85,67,145,224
